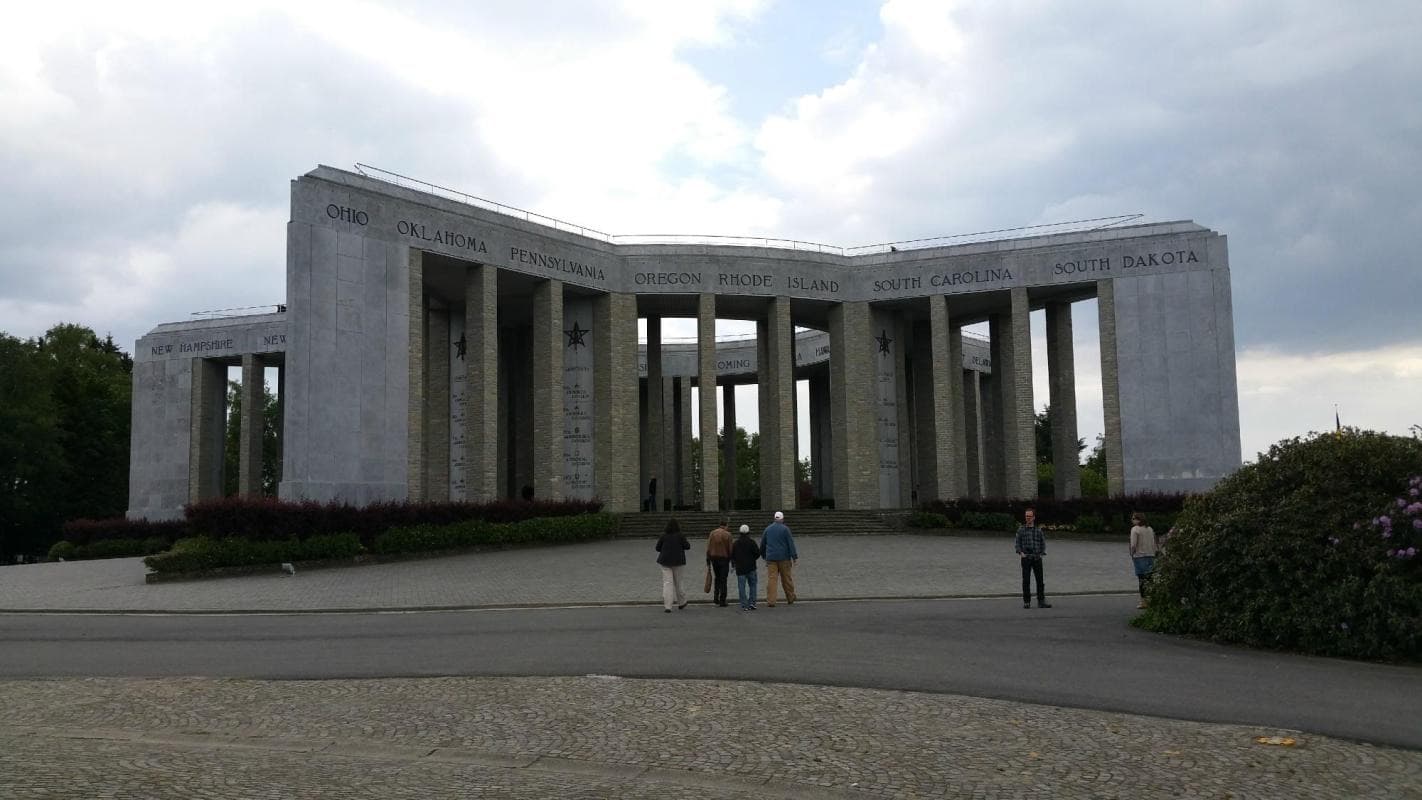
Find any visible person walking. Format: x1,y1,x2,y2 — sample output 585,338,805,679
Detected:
1013,507,1051,609
645,476,658,512
655,518,690,612
1129,512,1158,609
706,518,734,607
760,511,798,607
731,524,761,611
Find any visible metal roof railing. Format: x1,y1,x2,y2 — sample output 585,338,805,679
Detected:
352,163,1144,257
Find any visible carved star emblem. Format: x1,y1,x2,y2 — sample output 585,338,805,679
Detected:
565,321,589,350
875,329,893,355
454,333,467,360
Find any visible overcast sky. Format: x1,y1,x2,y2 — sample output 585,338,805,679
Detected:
2,0,1419,461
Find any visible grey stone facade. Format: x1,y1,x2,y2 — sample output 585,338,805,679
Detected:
127,165,1241,518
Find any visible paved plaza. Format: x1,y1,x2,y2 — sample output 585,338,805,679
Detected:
1,676,1416,799
0,534,1135,612
3,534,1418,798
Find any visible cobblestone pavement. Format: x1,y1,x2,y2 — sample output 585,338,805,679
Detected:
0,535,1135,612
0,676,1416,799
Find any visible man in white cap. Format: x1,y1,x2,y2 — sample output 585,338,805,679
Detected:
760,511,798,606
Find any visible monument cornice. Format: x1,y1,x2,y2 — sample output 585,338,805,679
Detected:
297,165,1224,305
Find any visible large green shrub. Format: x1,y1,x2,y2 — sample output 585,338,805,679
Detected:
1138,430,1422,660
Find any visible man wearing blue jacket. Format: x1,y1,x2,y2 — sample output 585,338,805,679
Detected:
761,511,798,606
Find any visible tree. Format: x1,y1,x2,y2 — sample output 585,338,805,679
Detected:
222,378,282,496
715,426,760,503
1034,404,1086,466
1084,434,1107,475
0,334,63,560
0,324,132,559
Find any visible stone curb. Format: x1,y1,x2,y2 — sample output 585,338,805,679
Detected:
0,590,1137,616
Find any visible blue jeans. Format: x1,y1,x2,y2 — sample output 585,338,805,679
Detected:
736,571,758,609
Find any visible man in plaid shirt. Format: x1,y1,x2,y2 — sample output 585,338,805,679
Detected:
1013,508,1052,609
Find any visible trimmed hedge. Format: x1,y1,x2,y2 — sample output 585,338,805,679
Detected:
1137,430,1422,660
142,513,620,574
373,513,619,555
905,511,950,529
185,496,603,545
62,517,186,547
49,537,170,561
922,494,1189,534
145,534,365,574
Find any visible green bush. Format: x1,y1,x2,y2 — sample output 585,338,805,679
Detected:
51,536,175,561
145,533,365,574
1073,513,1107,534
960,511,1016,532
906,511,950,529
374,512,618,555
47,541,75,560
1137,430,1422,660
1080,467,1108,498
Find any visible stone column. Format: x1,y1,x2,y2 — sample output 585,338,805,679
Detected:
894,318,913,508
595,292,640,511
531,280,564,501
677,376,694,506
496,330,510,499
759,297,796,510
697,294,719,511
425,308,450,502
1007,287,1037,498
963,369,983,498
721,383,737,510
275,361,285,487
406,250,426,501
1046,301,1081,499
645,316,664,511
188,358,226,503
238,353,264,496
829,301,876,508
808,372,832,500
1097,279,1126,494
984,316,1006,498
464,264,499,502
923,296,965,502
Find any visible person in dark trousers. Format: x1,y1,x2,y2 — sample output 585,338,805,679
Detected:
655,517,690,612
705,517,734,607
760,511,798,606
1013,507,1051,609
646,477,658,512
731,524,761,611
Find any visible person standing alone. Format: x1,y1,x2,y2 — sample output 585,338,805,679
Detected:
1128,512,1158,609
1013,508,1051,609
761,511,798,607
655,518,690,612
705,518,734,607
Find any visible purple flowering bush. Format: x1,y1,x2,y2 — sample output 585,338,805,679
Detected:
1137,429,1422,660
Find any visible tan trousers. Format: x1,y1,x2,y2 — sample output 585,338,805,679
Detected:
660,565,686,610
766,560,796,605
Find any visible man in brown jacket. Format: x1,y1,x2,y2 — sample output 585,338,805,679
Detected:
706,518,735,607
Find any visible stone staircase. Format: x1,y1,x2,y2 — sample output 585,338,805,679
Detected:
615,509,904,538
